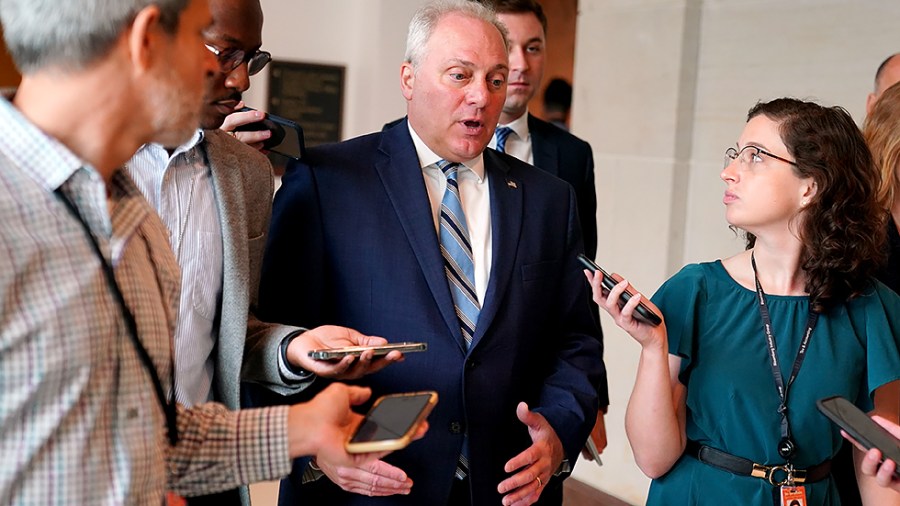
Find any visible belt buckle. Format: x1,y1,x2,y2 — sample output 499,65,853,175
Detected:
752,463,797,486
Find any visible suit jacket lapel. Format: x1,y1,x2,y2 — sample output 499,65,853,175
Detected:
528,114,559,177
202,132,248,404
470,150,522,350
375,124,466,351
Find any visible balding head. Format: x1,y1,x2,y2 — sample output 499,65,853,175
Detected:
866,53,900,117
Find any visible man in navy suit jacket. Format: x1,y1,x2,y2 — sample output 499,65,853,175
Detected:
481,0,597,261
258,1,604,505
482,0,607,463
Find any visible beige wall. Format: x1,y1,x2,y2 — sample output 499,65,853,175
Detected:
247,1,900,504
247,0,579,137
244,0,424,138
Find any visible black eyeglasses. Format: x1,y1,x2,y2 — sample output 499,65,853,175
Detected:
724,145,797,170
205,43,272,76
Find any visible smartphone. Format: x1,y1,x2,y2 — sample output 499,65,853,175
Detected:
234,107,304,161
817,395,900,478
577,253,662,326
307,342,427,361
346,391,438,453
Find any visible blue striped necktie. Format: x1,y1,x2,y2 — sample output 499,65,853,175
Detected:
438,163,478,481
494,126,513,153
437,159,480,348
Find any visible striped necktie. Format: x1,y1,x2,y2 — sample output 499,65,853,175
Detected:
437,160,479,481
437,159,480,348
494,126,513,153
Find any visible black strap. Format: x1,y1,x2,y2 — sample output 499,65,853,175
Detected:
55,187,178,446
751,252,817,458
687,440,756,476
685,441,832,484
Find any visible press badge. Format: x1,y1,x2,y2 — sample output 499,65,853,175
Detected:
778,485,807,506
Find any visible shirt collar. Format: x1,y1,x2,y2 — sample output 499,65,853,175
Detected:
407,123,485,181
134,128,205,166
498,109,530,141
0,97,87,192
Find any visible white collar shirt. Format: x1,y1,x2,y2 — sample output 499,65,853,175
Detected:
408,124,492,305
489,110,533,164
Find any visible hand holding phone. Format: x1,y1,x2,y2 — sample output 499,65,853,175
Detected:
817,395,900,479
346,391,437,453
234,107,305,161
308,342,427,361
577,254,662,326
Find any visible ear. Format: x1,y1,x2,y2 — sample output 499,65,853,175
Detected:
866,92,878,117
126,5,164,73
400,62,415,101
801,179,818,204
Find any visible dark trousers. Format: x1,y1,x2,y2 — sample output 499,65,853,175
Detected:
446,478,562,506
448,477,472,506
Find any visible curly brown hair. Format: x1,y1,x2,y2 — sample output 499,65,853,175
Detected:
744,98,886,312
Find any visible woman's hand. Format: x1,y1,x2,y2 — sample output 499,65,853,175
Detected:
584,270,666,349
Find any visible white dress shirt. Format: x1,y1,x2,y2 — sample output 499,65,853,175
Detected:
408,125,492,305
125,131,224,407
489,111,533,164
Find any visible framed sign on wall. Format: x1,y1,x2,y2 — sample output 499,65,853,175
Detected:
266,61,345,148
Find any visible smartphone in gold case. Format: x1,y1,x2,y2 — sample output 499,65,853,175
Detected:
346,391,438,454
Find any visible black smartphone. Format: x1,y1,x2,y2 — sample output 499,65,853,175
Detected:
577,253,662,326
307,342,427,361
234,107,304,161
817,395,900,478
346,391,438,453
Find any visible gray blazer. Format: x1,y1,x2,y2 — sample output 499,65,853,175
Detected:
203,129,307,410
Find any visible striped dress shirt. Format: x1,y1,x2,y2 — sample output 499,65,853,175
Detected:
0,98,291,505
125,135,224,407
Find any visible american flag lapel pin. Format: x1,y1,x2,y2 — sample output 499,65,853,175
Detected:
506,179,518,189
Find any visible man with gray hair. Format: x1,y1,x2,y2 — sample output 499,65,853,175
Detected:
0,0,395,504
261,0,603,504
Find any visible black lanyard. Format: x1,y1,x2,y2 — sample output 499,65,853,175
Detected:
55,187,178,446
751,252,817,461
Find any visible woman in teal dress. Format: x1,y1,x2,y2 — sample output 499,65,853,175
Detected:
586,98,900,505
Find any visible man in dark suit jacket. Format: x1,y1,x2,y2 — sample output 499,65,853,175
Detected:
482,0,597,260
258,1,604,505
481,0,607,463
